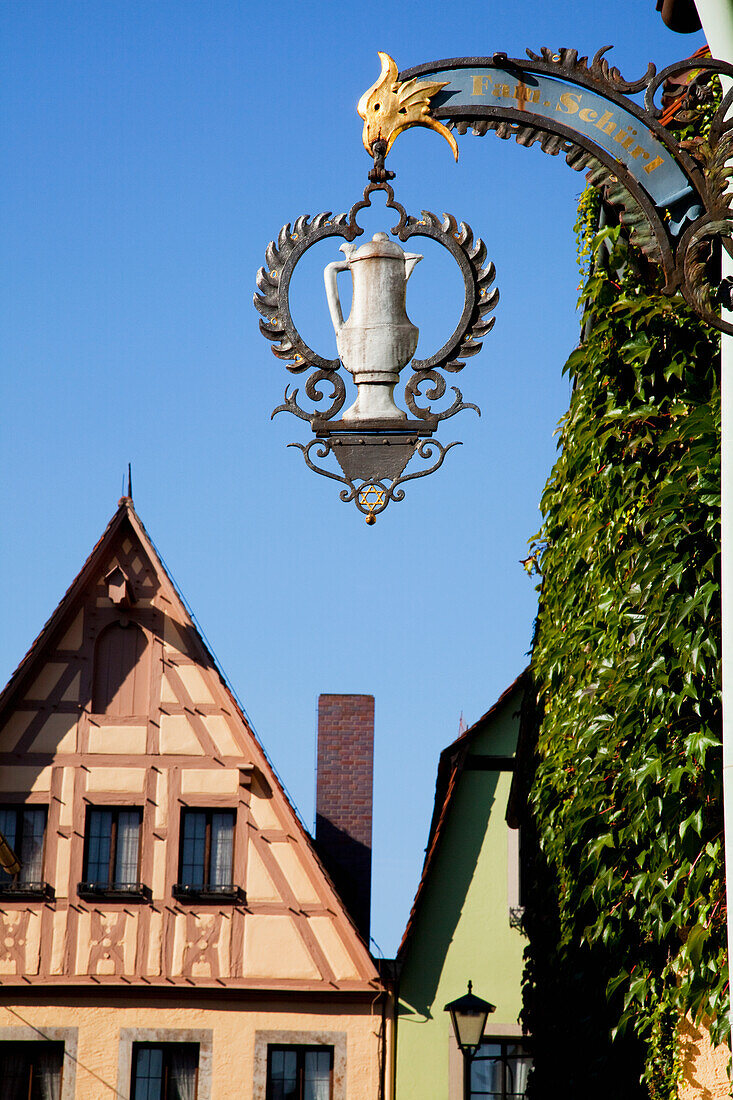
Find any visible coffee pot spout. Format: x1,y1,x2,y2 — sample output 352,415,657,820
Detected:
404,252,422,281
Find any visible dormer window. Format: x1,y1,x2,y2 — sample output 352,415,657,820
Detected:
92,621,149,715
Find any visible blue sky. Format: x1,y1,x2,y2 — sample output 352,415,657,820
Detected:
1,1,705,955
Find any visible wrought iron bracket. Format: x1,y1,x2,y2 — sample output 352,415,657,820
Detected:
388,47,733,334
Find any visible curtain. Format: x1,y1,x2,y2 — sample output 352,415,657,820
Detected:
36,1046,63,1100
303,1050,331,1100
511,1053,531,1098
114,811,140,886
210,814,234,886
0,1048,29,1100
0,810,17,883
169,1045,198,1100
20,809,46,883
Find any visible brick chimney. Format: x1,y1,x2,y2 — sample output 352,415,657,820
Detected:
315,694,374,942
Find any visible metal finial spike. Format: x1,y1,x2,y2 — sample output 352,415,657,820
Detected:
127,463,133,500
468,980,473,994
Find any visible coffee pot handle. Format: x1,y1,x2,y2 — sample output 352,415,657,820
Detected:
324,260,350,333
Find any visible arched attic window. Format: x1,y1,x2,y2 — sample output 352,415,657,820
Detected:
92,621,150,715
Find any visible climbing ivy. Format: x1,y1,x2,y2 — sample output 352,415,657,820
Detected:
573,184,601,289
523,205,725,1097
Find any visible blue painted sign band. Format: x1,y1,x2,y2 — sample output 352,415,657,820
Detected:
423,67,691,211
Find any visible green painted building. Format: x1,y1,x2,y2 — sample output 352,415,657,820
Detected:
395,675,530,1100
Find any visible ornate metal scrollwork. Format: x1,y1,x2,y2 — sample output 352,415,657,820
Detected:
674,86,733,328
395,47,733,333
524,45,656,95
254,181,497,521
289,435,460,523
395,210,498,420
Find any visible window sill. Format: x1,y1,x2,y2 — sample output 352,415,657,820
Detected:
172,884,245,904
77,882,150,901
0,881,54,901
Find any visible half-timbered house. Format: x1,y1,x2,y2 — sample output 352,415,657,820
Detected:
0,497,388,1100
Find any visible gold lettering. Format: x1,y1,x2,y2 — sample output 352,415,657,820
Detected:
473,75,492,96
556,91,581,115
493,83,512,97
620,128,637,151
594,110,616,135
644,155,664,174
579,107,598,123
514,82,539,104
630,145,649,161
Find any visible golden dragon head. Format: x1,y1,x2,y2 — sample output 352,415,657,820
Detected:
357,52,459,162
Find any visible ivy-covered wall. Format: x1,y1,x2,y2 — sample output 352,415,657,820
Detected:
521,206,725,1098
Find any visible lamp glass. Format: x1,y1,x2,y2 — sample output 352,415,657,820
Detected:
450,1007,489,1055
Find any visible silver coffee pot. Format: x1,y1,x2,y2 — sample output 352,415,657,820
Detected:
324,233,422,421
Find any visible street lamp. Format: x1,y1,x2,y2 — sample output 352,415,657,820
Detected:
444,980,496,1060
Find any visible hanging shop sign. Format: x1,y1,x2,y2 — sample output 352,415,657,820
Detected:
254,46,733,522
254,183,497,522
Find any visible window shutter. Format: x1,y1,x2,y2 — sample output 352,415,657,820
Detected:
92,622,149,714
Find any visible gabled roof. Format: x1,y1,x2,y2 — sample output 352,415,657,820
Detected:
0,497,380,988
397,670,528,961
0,497,256,756
0,499,137,717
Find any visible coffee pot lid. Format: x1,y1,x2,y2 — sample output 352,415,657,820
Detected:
341,233,420,263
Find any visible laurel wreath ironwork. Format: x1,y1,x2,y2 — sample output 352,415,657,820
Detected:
254,182,498,423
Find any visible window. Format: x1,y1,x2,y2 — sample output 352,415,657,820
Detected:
0,807,48,896
0,1040,64,1098
469,1040,532,1100
266,1046,333,1100
173,810,239,900
92,621,149,715
131,1043,198,1100
79,807,145,897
